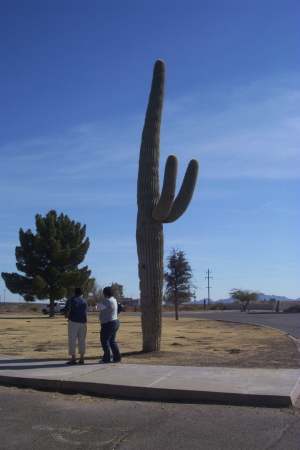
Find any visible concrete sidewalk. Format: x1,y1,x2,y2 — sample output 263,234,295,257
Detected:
0,356,299,407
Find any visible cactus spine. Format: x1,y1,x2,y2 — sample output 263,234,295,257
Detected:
136,60,199,352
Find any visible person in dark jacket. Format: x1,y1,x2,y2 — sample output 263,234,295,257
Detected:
62,287,87,364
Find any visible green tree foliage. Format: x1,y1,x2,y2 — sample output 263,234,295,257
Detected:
229,288,259,312
2,210,91,316
110,282,124,300
283,304,300,313
80,279,124,306
164,248,195,320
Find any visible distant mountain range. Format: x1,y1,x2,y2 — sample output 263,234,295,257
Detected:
194,294,300,304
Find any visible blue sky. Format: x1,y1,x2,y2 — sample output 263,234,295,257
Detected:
1,0,299,302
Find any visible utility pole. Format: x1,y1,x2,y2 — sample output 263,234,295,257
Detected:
205,270,213,306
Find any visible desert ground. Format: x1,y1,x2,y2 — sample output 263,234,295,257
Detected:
0,312,299,368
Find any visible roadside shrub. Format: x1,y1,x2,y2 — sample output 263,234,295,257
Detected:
122,305,140,312
162,305,173,311
283,304,300,313
179,304,197,311
162,304,206,311
0,307,14,313
20,304,41,312
210,302,225,310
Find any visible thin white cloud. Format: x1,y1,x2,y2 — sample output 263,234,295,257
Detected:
2,72,299,209
253,201,276,214
161,72,300,179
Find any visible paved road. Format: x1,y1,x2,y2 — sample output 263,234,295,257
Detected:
1,386,299,450
162,311,300,339
1,312,299,448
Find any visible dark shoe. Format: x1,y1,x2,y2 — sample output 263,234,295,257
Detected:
112,360,122,363
78,359,84,364
99,360,110,364
66,359,77,365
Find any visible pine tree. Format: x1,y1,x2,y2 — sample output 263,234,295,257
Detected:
2,210,91,317
164,248,195,320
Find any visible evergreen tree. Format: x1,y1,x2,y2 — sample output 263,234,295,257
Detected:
2,210,91,316
164,248,195,320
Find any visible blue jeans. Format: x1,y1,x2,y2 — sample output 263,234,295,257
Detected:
100,319,121,363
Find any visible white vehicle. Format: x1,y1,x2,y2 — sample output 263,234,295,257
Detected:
42,301,66,315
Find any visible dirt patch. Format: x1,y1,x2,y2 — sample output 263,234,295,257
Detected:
0,313,299,369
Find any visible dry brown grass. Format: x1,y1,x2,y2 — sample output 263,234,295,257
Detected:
0,312,299,369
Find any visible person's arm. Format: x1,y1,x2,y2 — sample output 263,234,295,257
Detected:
97,302,107,311
61,299,69,314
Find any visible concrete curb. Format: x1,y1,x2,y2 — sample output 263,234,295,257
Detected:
0,358,299,407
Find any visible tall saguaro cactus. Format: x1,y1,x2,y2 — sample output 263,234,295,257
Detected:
136,60,199,352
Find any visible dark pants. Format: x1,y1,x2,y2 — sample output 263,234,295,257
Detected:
100,319,121,363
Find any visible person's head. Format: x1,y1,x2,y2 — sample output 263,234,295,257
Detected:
74,287,84,297
103,286,115,298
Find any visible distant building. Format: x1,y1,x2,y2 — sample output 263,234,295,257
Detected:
121,297,140,307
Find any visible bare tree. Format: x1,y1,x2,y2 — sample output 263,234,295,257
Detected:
83,278,104,306
110,282,124,300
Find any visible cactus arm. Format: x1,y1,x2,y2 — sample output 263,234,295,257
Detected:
152,154,178,222
162,158,199,223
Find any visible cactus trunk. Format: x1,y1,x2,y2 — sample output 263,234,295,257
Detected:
136,60,199,352
136,60,165,352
